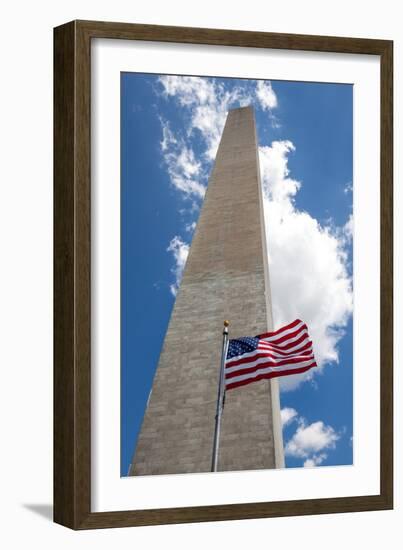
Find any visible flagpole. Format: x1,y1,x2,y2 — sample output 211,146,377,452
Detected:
211,320,230,472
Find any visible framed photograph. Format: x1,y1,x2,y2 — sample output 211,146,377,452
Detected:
54,20,393,529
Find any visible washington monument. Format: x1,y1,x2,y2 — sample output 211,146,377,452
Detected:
130,106,284,475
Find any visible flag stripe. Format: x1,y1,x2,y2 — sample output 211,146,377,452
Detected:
257,318,303,339
226,354,315,377
225,363,317,390
258,340,312,356
225,319,317,390
261,327,308,348
259,322,307,345
226,344,313,369
261,332,310,352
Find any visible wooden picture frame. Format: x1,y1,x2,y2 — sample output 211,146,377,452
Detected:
54,19,393,529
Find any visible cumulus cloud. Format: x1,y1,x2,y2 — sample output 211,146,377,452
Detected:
285,419,340,462
256,80,278,110
167,236,189,296
282,408,342,467
259,141,353,390
281,407,298,427
303,453,327,468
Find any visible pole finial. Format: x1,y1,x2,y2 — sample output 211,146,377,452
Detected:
223,320,230,327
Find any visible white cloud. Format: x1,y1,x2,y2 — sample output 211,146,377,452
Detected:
159,119,206,199
185,221,196,233
303,453,327,468
303,458,315,467
159,75,217,107
176,147,201,178
343,181,353,194
160,119,177,152
343,213,353,243
285,419,340,460
256,80,278,110
281,407,298,427
283,408,341,467
259,141,353,390
260,141,299,209
167,236,189,296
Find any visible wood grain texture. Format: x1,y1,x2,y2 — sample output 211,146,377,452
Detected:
54,21,76,528
54,20,91,529
53,19,393,530
380,40,393,507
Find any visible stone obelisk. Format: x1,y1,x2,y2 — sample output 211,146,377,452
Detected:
130,106,284,475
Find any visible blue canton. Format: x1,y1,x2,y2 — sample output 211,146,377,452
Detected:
226,336,259,359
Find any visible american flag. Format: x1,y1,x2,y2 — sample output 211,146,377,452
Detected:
225,319,317,391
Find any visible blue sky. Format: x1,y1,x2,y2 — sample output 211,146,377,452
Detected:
121,73,353,476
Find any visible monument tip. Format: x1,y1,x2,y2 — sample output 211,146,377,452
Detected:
228,105,253,114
